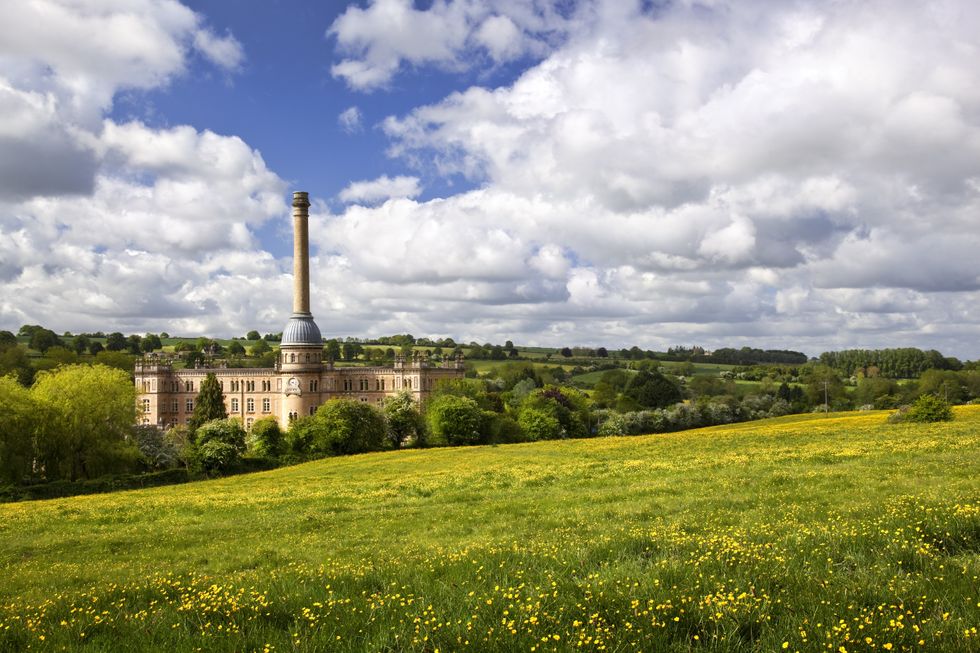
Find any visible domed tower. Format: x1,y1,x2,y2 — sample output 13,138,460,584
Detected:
279,191,323,422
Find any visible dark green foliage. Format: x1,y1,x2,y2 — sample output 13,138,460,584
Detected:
426,394,484,446
105,332,126,351
249,339,271,356
189,373,227,431
246,330,261,340
0,331,16,347
819,347,952,378
620,370,682,410
28,327,61,353
0,468,191,502
227,341,246,356
285,416,318,455
311,399,386,455
520,385,590,438
141,333,162,352
248,416,285,457
892,395,954,423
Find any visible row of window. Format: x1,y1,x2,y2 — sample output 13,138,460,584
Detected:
229,398,272,413
284,352,321,364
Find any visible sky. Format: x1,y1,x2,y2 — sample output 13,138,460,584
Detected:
1,0,979,359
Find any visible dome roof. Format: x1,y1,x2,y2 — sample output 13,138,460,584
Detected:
281,314,322,346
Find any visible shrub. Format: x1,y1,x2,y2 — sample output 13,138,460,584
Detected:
426,395,483,446
517,407,561,441
194,418,246,453
197,440,240,473
248,416,285,457
313,399,387,455
890,395,954,423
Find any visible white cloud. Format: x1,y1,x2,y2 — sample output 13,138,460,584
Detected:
0,1,295,338
312,0,980,356
193,29,245,70
338,175,422,204
338,105,363,133
328,0,571,90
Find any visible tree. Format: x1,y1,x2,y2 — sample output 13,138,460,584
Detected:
0,376,36,484
70,334,90,355
248,416,285,457
132,425,181,469
105,332,126,351
250,339,271,356
342,342,363,361
189,373,228,431
621,370,682,410
0,330,17,348
560,347,573,358
28,327,61,353
426,394,484,446
518,407,561,441
227,341,246,356
383,391,424,447
311,399,386,455
88,341,104,356
141,333,162,352
246,330,261,340
195,418,247,453
31,364,139,481
323,340,341,361
596,347,608,358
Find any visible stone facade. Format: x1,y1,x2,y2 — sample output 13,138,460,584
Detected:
134,190,465,430
134,352,465,430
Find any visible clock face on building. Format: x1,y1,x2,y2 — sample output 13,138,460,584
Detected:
285,377,302,396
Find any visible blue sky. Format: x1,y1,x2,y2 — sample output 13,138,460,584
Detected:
2,0,980,358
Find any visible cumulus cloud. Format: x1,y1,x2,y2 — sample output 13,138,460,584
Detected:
315,0,980,356
0,0,292,338
328,0,571,90
338,175,422,204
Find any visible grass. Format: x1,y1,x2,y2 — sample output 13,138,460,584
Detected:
1,409,979,651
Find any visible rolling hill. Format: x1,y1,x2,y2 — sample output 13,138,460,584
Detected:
1,409,978,651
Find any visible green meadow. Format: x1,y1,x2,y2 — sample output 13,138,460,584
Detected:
1,408,978,652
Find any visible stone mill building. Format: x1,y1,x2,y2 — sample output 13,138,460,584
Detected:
134,191,465,430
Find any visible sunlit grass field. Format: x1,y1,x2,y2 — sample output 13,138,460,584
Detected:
2,408,979,652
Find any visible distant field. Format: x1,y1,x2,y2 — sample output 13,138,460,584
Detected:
1,408,978,651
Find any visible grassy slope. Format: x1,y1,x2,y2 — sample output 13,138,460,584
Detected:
1,409,978,651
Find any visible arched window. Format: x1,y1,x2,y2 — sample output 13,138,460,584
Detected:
290,353,296,363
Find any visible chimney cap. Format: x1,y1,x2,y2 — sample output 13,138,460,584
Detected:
292,191,310,208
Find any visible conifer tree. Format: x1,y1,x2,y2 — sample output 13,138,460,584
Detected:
190,372,227,432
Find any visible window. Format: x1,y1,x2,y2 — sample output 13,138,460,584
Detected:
290,353,296,363
246,398,255,413
246,418,253,429
185,399,194,412
305,353,310,362
309,406,316,415
262,398,270,412
288,412,297,422
231,398,239,412
309,379,318,392
171,400,178,413
247,380,255,392
185,381,194,392
142,399,150,413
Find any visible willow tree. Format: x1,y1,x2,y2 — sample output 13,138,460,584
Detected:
189,372,227,432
